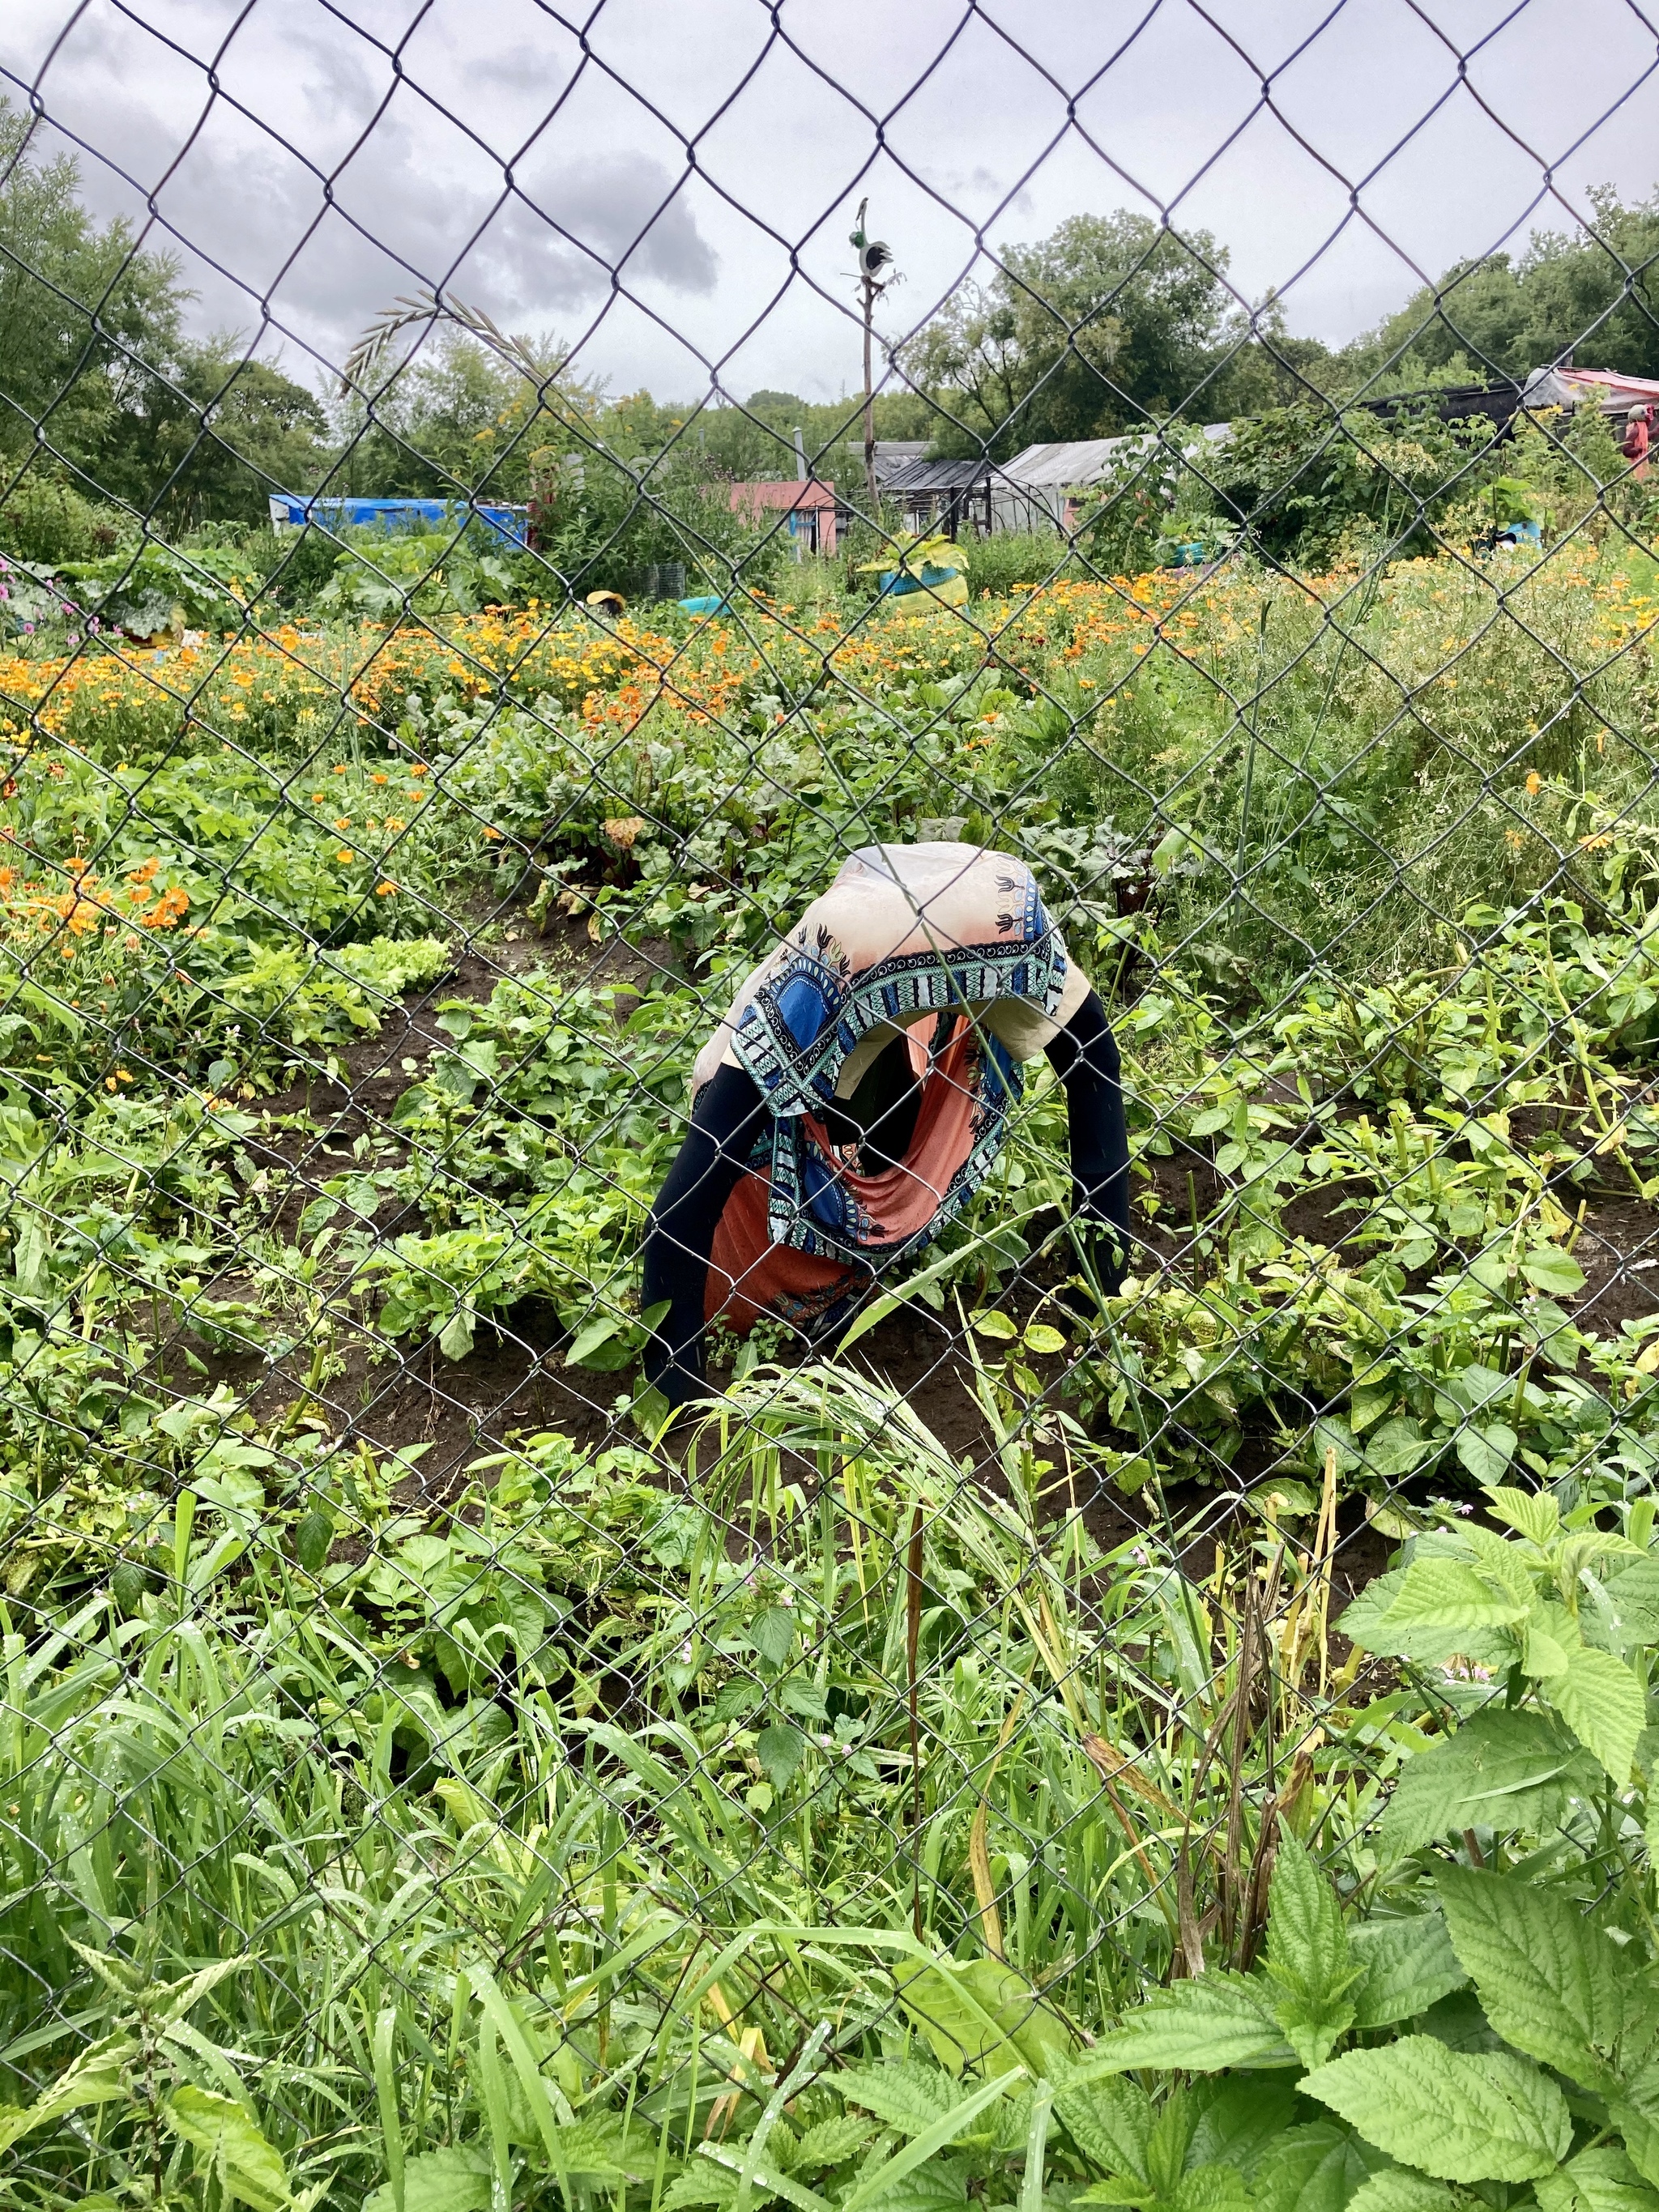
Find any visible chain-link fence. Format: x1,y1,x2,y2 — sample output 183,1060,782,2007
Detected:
4,6,1659,2207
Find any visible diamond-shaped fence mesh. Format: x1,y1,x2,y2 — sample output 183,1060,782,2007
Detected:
3,2,1659,2205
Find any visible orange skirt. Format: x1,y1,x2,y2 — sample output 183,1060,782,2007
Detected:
706,1016,983,1335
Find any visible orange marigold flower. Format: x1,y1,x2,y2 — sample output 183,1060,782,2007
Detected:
375,880,397,896
483,826,503,840
141,886,190,928
336,847,354,863
1525,770,1542,795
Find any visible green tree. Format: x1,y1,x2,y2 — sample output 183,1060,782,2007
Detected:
1201,302,1339,419
682,388,940,491
906,211,1239,454
0,98,326,525
339,327,618,522
1353,187,1659,385
0,97,188,490
101,345,329,523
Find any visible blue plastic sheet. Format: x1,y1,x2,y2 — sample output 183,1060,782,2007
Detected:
267,496,530,548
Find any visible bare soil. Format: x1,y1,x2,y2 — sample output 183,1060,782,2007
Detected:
1567,1199,1659,1335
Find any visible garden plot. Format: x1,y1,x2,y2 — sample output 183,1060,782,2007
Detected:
9,556,1659,1523
7,549,1659,2210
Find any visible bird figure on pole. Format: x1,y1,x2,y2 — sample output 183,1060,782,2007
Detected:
851,199,897,513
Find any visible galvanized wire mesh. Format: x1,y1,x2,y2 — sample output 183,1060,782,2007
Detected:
3,3,1659,2206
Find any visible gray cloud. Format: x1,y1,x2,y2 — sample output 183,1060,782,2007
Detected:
5,0,1659,401
470,156,719,310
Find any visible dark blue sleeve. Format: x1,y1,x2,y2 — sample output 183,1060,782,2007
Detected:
641,1062,769,1406
1043,988,1130,1294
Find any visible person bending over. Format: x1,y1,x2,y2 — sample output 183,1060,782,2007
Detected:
641,842,1131,1407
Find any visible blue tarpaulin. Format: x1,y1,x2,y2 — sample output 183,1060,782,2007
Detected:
267,496,530,548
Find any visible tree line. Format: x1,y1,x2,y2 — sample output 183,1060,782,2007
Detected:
3,89,1657,553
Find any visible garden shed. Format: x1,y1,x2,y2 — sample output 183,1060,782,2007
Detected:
993,426,1233,533
878,457,996,538
727,477,838,555
843,440,931,485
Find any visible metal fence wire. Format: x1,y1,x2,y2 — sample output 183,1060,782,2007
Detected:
4,4,1659,2207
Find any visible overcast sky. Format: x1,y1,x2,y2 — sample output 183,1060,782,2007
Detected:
7,0,1659,411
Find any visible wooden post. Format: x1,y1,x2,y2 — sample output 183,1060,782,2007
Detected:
862,269,879,514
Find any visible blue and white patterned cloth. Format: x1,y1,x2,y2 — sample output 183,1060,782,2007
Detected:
691,843,1077,1264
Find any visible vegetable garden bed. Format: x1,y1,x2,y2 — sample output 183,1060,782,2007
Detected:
6,547,1659,2210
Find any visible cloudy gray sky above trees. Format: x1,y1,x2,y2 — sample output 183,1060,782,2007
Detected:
8,0,1659,405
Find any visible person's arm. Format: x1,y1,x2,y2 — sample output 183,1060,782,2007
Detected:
1043,987,1130,1296
641,1062,769,1407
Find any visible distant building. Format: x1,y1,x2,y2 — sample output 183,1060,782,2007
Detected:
844,440,931,486
727,479,838,556
993,428,1233,533
877,458,997,539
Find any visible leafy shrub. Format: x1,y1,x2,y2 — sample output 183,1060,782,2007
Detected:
0,473,119,564
57,537,259,636
317,527,521,620
962,529,1076,597
1201,397,1505,563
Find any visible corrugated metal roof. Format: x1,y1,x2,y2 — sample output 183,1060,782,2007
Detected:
727,479,837,510
1000,440,1132,488
845,439,930,481
1522,366,1659,412
1001,426,1231,488
881,458,994,493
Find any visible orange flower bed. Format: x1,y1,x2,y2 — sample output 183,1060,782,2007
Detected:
0,552,1653,768
0,853,190,943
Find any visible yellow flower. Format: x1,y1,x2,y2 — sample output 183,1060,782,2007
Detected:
1525,771,1542,796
